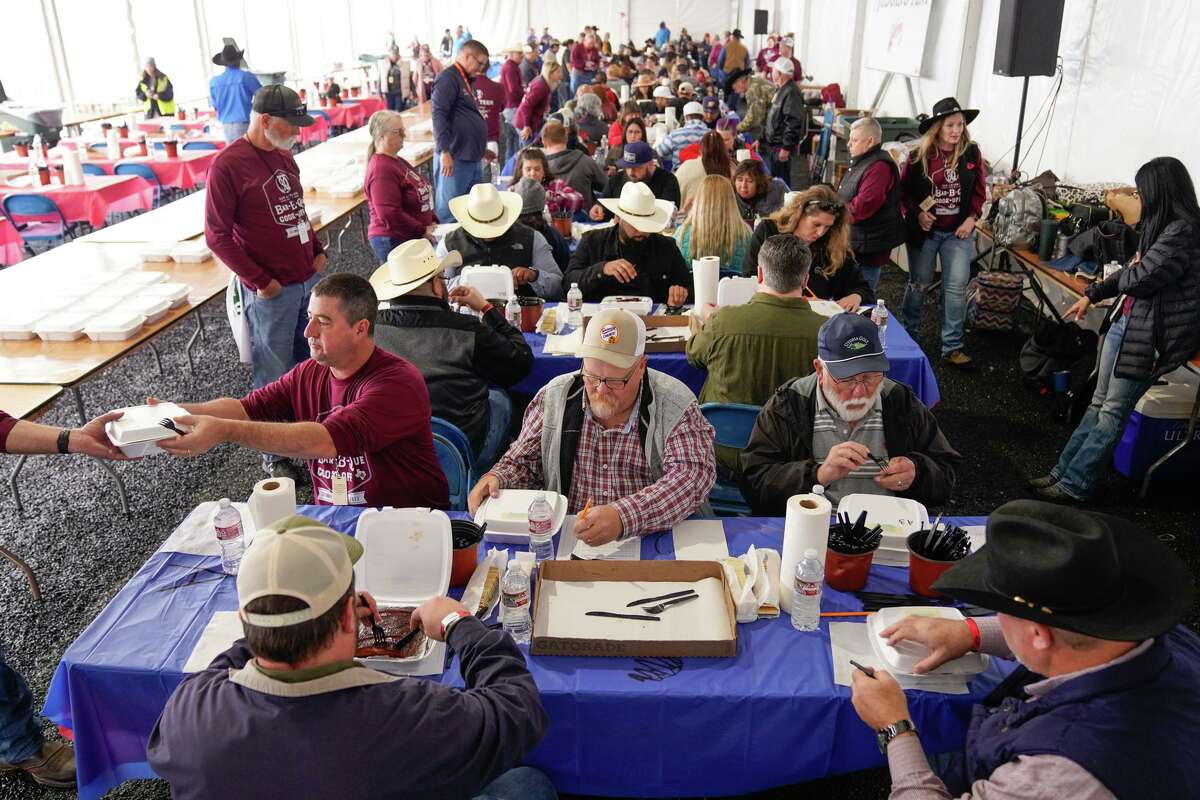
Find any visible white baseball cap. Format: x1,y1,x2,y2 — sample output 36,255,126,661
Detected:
772,57,795,76
652,85,674,99
682,101,704,116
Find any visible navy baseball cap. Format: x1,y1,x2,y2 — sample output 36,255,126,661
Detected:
702,96,720,112
615,140,656,168
817,313,890,379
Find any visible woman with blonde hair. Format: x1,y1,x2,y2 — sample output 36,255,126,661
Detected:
742,185,875,309
675,175,752,271
900,97,986,366
514,60,562,145
363,110,434,262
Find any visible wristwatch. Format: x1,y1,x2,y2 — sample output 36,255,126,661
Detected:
876,719,918,753
57,428,71,454
439,610,471,639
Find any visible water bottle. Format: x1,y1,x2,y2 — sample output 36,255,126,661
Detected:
594,134,608,166
527,493,555,563
500,562,532,643
505,294,521,328
870,299,889,344
566,282,583,327
1103,260,1122,281
791,548,823,631
212,498,245,575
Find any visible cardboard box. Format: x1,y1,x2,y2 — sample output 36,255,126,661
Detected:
531,560,738,658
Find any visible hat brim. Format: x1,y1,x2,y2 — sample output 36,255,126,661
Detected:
724,69,752,94
821,349,889,379
448,191,523,239
933,513,1193,641
370,250,462,301
614,155,655,169
598,197,673,233
918,107,979,134
576,344,640,370
279,113,316,127
212,49,244,66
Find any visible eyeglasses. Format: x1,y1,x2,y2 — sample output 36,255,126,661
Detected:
804,198,844,214
580,365,638,390
829,372,884,388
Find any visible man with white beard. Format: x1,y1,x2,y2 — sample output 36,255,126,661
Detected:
739,313,960,514
205,84,324,480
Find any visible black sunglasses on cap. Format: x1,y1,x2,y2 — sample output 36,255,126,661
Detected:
804,198,844,214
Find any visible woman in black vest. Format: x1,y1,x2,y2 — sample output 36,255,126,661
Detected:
837,117,906,291
742,185,875,309
900,98,986,367
1031,156,1200,502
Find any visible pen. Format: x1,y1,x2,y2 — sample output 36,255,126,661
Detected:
850,659,877,679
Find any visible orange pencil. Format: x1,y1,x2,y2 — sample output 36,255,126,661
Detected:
578,499,592,521
820,611,873,618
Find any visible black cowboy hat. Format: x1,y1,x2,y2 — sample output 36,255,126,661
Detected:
212,43,244,67
918,96,979,134
933,500,1192,642
723,68,752,95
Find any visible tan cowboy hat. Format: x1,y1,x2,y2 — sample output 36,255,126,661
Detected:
599,181,674,234
633,74,657,89
503,43,525,54
369,239,462,301
448,183,523,239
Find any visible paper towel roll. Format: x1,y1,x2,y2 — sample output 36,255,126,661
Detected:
620,84,630,103
61,147,84,187
106,130,121,161
248,477,297,530
76,138,90,161
780,492,832,613
664,105,677,131
693,256,720,308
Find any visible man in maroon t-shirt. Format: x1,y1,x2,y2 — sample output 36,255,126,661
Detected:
156,274,450,510
472,71,508,167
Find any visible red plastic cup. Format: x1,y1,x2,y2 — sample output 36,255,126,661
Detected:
449,520,485,588
14,143,29,157
118,125,129,138
825,547,876,592
906,532,965,598
164,140,178,158
518,297,545,332
36,165,50,186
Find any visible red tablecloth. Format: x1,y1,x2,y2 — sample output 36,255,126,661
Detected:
318,103,366,129
345,95,385,118
0,151,217,190
299,115,330,146
0,175,154,229
136,119,210,134
0,215,23,265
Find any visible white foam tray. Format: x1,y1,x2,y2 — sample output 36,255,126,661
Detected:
84,312,146,341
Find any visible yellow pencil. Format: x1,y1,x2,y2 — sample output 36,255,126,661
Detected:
578,499,592,522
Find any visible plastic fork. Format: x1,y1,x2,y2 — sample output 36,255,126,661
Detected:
159,418,185,436
359,593,387,648
642,593,699,614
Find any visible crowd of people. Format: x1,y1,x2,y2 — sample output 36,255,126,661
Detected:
2,17,1199,800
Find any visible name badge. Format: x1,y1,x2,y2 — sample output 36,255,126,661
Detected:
331,474,349,506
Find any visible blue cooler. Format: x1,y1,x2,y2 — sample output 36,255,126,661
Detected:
1113,374,1200,481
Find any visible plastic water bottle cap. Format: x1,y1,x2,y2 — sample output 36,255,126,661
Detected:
812,484,825,496
803,548,818,560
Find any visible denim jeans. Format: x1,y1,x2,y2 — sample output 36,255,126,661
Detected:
1050,315,1151,499
861,264,882,291
902,230,974,355
434,155,484,223
0,643,42,764
476,387,513,472
244,272,320,391
763,149,792,187
369,236,404,264
222,121,249,142
570,68,595,96
500,109,520,166
473,766,557,800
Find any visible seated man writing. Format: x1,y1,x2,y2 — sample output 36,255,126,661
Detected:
437,183,563,300
148,516,554,800
468,309,716,545
851,500,1200,799
563,181,692,305
739,313,959,514
154,273,449,509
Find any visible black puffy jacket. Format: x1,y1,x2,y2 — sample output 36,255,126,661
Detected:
1085,220,1200,381
764,81,807,150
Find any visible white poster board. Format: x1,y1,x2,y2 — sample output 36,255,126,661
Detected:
864,0,934,78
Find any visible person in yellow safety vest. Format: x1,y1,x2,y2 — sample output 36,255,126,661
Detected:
136,58,176,118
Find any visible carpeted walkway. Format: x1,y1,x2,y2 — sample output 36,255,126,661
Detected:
0,230,1194,799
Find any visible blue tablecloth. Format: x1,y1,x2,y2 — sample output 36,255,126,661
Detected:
44,509,1004,799
512,315,941,407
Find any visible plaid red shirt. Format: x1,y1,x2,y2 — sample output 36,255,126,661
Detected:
489,379,716,538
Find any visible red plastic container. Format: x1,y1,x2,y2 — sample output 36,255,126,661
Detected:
449,520,484,588
518,297,545,332
906,532,965,598
14,143,28,157
164,140,178,158
825,547,876,592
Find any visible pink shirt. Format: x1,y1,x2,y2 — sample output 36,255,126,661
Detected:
364,153,433,241
241,347,449,509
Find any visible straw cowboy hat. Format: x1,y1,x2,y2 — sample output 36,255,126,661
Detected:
633,74,657,90
448,183,523,239
599,181,674,234
369,239,462,301
503,43,525,54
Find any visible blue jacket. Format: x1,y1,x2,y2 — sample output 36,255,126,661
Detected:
656,27,670,48
209,67,261,124
431,66,487,162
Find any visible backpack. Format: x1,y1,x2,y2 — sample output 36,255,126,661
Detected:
989,186,1044,248
1019,319,1099,424
966,252,1024,331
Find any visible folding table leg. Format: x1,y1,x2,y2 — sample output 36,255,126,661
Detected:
0,544,41,601
147,342,163,376
7,454,28,514
185,311,202,372
336,216,354,254
196,306,206,342
69,387,131,515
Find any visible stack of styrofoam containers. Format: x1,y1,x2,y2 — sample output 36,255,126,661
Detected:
84,312,147,341
136,282,190,309
170,241,212,263
0,311,46,340
139,242,176,263
34,312,91,341
120,295,171,324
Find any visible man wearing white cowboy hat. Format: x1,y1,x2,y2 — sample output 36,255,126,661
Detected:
589,140,681,222
374,239,532,463
654,100,708,165
566,181,692,305
436,183,563,300
471,309,716,545
148,515,554,799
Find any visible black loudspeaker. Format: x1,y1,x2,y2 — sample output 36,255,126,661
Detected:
753,10,768,35
994,0,1065,77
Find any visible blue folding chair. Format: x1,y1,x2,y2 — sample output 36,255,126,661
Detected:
699,402,762,515
81,163,107,176
114,162,164,207
432,416,475,479
1,194,73,253
181,141,218,150
433,433,470,511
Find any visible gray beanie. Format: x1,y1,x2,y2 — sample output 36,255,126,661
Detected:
512,177,547,216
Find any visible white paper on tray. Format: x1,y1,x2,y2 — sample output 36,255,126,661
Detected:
159,501,258,556
460,547,508,622
829,622,969,694
556,516,640,561
672,519,730,560
184,611,243,672
533,577,730,641
543,328,583,356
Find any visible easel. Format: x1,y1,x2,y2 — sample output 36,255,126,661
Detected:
868,71,920,116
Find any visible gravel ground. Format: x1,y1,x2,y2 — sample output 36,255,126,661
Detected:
0,237,1194,799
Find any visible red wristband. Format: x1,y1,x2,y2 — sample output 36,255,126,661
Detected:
480,302,494,315
965,617,981,652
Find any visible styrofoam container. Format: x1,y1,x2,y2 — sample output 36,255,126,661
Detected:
76,295,119,315
139,242,177,262
123,271,169,290
120,296,171,323
84,311,146,341
600,295,654,316
866,606,990,676
34,312,90,341
354,507,451,674
29,293,81,313
137,282,190,308
170,241,212,263
837,494,928,567
474,489,568,544
104,402,188,457
0,310,44,340
306,208,323,227
326,181,363,198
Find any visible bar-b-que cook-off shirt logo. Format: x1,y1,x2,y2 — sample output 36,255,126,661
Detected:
316,454,373,505
261,169,312,243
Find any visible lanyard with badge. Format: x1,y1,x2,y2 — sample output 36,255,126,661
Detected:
454,63,481,111
243,135,312,245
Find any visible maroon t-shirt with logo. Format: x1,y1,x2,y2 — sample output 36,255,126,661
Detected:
204,138,323,291
473,73,506,143
240,347,449,509
927,147,985,232
0,410,16,453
